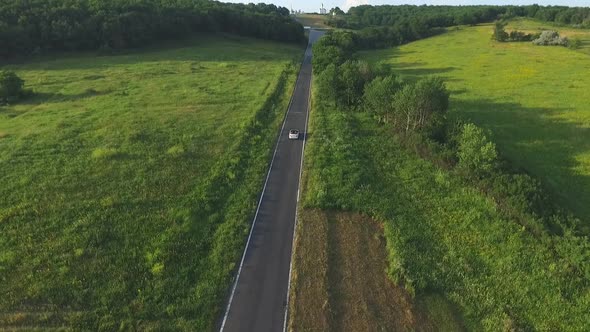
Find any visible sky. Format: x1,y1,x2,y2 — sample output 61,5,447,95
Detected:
224,0,590,13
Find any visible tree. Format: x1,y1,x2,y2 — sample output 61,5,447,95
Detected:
330,7,345,16
457,123,498,178
492,21,509,42
363,75,402,123
392,77,449,133
339,60,367,108
316,64,340,106
393,83,419,133
0,70,24,103
312,44,345,73
412,77,449,132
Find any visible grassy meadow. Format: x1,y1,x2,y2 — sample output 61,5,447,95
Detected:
362,20,590,228
292,80,590,330
0,35,302,330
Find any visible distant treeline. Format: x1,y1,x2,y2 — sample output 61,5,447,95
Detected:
327,5,590,49
0,0,305,58
331,5,590,29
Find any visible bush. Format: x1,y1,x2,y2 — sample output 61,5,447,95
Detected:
532,30,569,46
457,123,498,178
569,38,583,49
508,30,539,42
0,70,24,103
392,77,449,134
492,21,509,42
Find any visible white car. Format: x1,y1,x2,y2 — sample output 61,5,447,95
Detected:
288,129,300,140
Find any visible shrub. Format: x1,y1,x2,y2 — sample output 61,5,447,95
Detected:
0,70,24,103
569,38,583,49
508,30,538,42
532,30,569,46
489,173,548,219
457,123,498,178
492,21,509,42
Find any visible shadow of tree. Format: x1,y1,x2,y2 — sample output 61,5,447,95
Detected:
0,89,111,119
383,63,459,82
451,98,590,230
0,34,301,70
20,89,111,105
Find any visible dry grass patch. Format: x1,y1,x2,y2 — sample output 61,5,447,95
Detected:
289,209,330,332
290,209,440,332
295,14,332,29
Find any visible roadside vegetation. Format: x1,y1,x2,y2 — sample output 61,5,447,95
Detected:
0,35,302,330
292,18,590,330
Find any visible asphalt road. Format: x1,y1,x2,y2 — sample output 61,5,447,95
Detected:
219,29,325,332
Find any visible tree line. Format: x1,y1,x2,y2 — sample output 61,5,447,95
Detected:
330,5,590,30
327,4,590,50
0,0,305,58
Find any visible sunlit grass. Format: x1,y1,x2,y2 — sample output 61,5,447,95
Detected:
362,20,590,225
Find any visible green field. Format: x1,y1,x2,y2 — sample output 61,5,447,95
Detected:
362,20,590,227
0,35,301,330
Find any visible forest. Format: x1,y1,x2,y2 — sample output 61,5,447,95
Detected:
0,0,305,58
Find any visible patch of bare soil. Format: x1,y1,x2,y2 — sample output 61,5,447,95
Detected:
290,209,436,332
